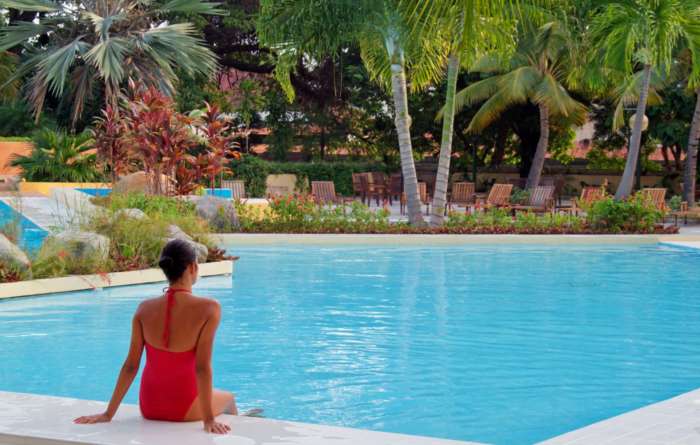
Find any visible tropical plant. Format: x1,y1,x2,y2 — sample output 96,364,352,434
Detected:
257,0,448,226
0,50,19,102
233,79,265,152
0,0,221,126
92,105,130,183
448,21,587,190
589,0,700,199
11,129,104,182
190,103,240,192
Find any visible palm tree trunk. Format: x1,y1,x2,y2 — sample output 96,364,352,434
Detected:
615,64,652,200
683,89,700,207
430,52,460,225
389,44,424,225
525,103,549,189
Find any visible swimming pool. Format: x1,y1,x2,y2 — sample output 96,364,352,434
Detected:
1,243,700,444
0,200,47,253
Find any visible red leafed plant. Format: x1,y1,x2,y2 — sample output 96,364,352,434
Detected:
123,84,198,195
93,105,132,184
193,103,241,190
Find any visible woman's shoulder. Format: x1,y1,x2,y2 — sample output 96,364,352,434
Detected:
193,296,221,314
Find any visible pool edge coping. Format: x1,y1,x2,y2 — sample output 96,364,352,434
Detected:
0,260,233,300
214,233,700,245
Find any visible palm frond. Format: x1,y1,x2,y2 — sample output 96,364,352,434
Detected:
158,0,226,15
0,0,55,12
0,22,49,52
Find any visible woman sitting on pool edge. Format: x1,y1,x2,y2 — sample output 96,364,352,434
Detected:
74,239,258,434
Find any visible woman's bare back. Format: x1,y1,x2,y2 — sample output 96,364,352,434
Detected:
138,291,218,352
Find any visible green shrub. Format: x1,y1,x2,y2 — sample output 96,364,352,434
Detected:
12,128,104,182
510,188,530,205
229,155,388,197
584,193,664,233
32,237,110,278
669,195,683,211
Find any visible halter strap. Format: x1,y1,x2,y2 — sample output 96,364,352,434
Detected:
162,287,191,348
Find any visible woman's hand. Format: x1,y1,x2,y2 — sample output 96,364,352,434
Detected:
73,412,112,424
203,419,231,434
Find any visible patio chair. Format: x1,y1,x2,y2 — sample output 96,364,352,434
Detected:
510,185,555,214
311,181,350,205
388,173,403,207
447,182,475,212
639,188,668,212
474,183,513,211
352,173,367,203
369,172,388,206
361,173,385,207
221,180,246,201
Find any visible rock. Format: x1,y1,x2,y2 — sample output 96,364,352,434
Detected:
0,234,30,270
114,171,174,195
114,208,148,220
53,231,110,262
166,225,208,263
193,195,239,231
51,188,107,227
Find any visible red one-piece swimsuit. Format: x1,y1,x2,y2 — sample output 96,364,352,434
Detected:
139,288,199,421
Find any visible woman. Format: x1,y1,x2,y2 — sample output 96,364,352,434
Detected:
74,239,238,434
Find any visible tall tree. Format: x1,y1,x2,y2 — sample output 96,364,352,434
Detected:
445,21,586,189
258,0,447,225
0,0,221,126
403,0,516,225
590,0,700,199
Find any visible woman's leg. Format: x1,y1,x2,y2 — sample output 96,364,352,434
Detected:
184,390,237,421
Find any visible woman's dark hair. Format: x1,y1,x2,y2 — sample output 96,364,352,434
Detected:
159,239,197,283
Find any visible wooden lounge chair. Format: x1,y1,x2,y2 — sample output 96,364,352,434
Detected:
368,172,388,205
510,185,555,214
447,182,475,212
221,180,246,201
474,183,513,210
400,182,430,215
311,181,351,205
639,188,668,212
569,186,606,215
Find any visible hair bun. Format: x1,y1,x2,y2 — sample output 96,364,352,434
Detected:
159,255,174,268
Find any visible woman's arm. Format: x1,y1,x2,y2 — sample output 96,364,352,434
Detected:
74,307,145,424
194,301,226,432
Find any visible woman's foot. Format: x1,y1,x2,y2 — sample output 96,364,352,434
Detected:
240,408,264,417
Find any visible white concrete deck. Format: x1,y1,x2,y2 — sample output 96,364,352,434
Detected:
0,392,481,445
539,389,700,445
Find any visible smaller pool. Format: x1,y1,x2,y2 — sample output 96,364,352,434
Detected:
205,188,232,199
0,200,47,253
76,188,111,197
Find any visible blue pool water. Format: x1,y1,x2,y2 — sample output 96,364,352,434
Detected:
76,188,112,197
2,244,700,444
0,200,47,252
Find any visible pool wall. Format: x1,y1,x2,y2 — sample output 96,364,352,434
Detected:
0,260,233,299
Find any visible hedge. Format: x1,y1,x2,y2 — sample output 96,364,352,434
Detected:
229,155,389,197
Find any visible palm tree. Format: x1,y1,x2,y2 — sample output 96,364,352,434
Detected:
0,0,222,126
446,21,587,189
258,0,447,225
402,0,516,225
590,0,700,199
11,129,103,182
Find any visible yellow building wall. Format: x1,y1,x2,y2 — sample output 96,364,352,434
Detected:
18,182,110,196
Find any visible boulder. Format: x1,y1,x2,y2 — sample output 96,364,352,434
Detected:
53,231,110,262
193,195,239,231
114,208,148,220
114,172,174,195
0,234,30,270
166,225,208,263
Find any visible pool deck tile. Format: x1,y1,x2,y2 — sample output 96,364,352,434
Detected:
538,388,700,445
0,391,483,445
